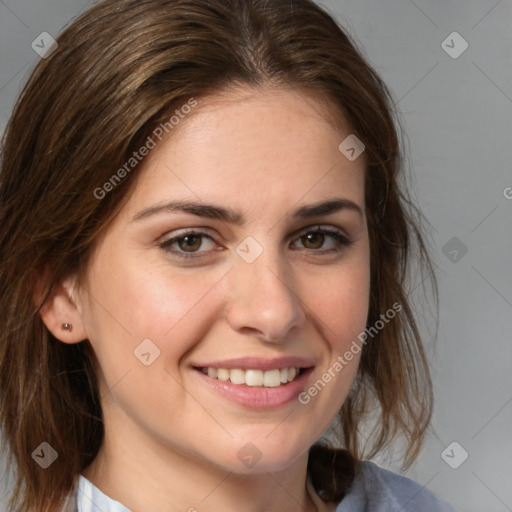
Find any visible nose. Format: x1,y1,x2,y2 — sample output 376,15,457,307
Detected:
224,244,306,343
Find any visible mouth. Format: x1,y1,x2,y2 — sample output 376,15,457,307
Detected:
191,359,315,409
195,366,309,388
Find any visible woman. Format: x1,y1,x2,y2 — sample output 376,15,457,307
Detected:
0,0,456,511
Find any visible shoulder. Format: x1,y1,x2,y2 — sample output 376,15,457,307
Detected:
335,461,458,512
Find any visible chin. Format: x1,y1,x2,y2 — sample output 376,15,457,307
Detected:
220,437,311,475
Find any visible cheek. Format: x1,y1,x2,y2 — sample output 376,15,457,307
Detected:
292,262,369,436
80,259,227,417
312,258,370,352
83,256,226,366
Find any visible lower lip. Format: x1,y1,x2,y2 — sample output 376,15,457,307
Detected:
192,367,314,409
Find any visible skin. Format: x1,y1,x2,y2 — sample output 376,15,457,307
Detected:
41,85,370,512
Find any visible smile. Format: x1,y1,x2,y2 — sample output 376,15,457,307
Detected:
199,367,305,387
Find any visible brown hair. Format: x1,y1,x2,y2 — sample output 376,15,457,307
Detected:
0,0,438,510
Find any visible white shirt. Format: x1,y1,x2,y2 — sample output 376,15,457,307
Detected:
75,474,131,512
63,461,457,511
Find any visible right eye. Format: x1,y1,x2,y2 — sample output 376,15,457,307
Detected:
159,230,221,259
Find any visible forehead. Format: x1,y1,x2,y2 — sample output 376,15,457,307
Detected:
123,85,366,219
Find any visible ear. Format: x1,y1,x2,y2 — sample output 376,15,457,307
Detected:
35,269,88,344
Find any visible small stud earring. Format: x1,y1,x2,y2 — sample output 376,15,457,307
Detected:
62,323,73,332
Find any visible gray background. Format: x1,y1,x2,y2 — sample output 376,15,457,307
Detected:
1,1,511,511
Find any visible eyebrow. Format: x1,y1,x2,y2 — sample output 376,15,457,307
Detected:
131,197,363,224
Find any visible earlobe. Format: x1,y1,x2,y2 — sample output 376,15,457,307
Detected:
36,274,88,344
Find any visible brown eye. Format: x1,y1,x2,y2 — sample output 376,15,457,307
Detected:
291,227,352,255
177,234,203,252
301,232,325,249
160,230,218,259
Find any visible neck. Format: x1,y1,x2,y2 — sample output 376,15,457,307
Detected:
82,406,337,512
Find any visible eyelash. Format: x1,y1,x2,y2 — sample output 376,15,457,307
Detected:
159,226,352,260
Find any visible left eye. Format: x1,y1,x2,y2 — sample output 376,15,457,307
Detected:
159,227,351,259
291,228,351,252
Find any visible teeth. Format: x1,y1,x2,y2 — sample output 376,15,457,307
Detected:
217,368,230,381
229,369,245,385
245,369,263,387
263,369,281,388
201,367,302,387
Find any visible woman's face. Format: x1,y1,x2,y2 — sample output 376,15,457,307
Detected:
75,86,370,474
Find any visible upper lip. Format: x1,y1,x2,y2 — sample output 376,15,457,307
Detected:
192,356,315,371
